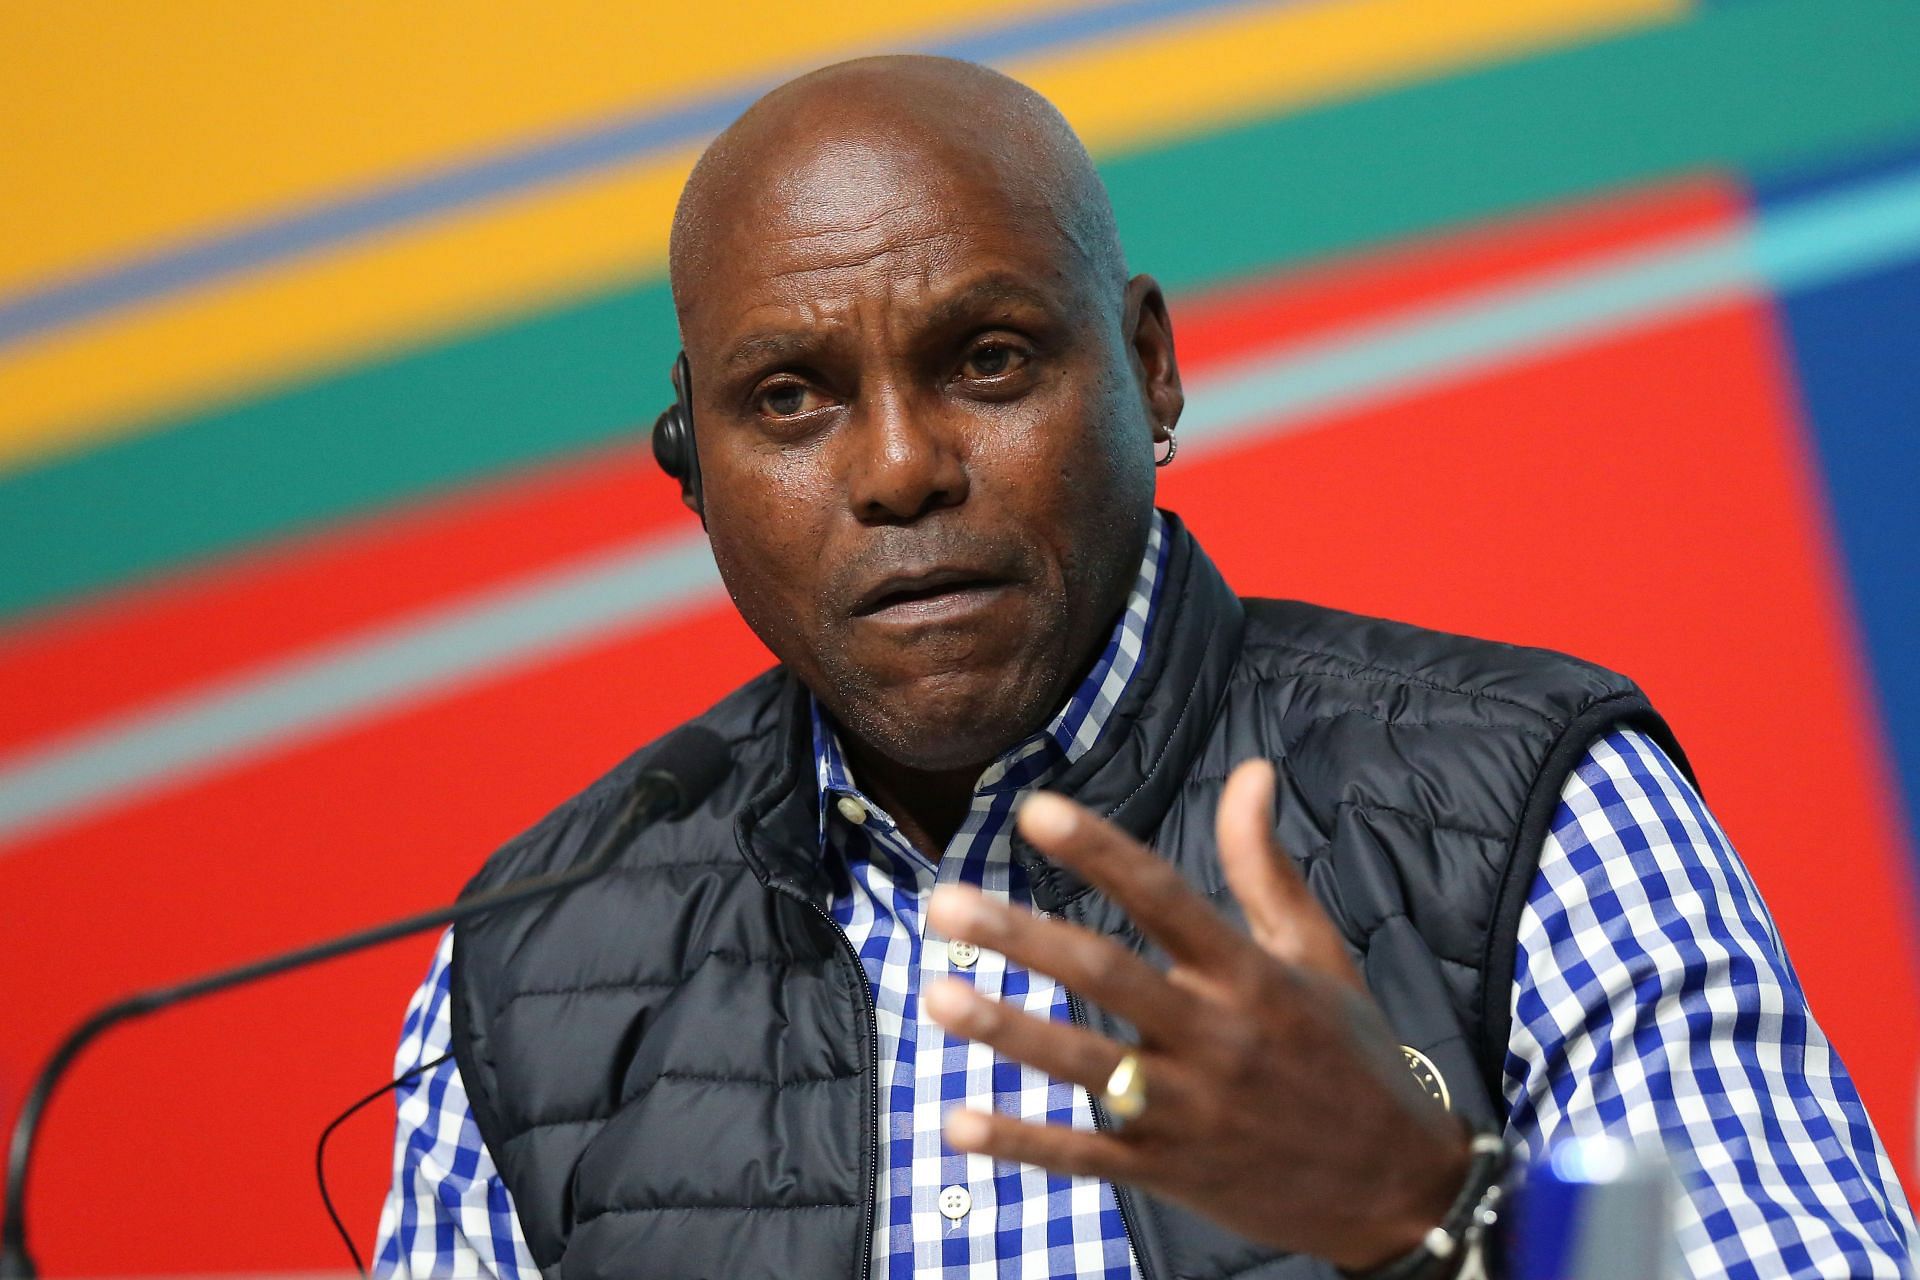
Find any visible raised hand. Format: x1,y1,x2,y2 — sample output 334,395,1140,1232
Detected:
924,759,1471,1272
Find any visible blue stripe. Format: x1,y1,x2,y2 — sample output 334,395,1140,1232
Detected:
0,0,1274,352
1753,140,1920,889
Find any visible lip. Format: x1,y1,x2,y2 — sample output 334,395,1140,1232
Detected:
851,566,1011,621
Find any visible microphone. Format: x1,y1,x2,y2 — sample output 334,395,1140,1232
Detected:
0,725,731,1279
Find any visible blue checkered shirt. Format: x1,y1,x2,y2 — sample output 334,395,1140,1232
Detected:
375,514,1914,1277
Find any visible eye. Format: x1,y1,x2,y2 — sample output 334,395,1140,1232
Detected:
960,340,1030,381
754,378,827,420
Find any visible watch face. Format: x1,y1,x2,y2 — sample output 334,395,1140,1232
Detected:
1401,1045,1452,1111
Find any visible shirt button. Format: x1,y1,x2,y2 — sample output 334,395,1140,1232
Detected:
946,939,980,969
835,796,869,825
938,1185,972,1221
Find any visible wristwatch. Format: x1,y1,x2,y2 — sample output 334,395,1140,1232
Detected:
1346,1132,1510,1280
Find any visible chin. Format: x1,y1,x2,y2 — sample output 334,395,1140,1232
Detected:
834,663,1061,774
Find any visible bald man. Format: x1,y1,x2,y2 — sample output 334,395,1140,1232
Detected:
375,58,1913,1279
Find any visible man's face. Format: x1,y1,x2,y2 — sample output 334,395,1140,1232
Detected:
679,132,1176,772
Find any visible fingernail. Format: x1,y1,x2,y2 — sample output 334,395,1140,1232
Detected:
946,1108,991,1149
1236,758,1277,811
1018,792,1077,841
928,886,987,936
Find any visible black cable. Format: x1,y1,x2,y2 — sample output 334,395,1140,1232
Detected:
4,726,729,1277
315,1052,452,1277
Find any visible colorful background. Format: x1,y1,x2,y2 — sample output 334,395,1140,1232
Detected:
3,0,1917,1271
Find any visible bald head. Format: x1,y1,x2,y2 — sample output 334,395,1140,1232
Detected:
658,54,1184,783
669,56,1125,327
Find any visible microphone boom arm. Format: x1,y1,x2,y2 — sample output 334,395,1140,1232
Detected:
0,764,688,1279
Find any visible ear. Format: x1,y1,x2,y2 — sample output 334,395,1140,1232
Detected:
1124,274,1184,439
669,351,707,522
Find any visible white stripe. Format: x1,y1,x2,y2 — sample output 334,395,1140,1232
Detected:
1181,163,1920,455
0,531,720,844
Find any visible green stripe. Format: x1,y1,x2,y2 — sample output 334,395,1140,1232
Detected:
1106,0,1920,289
1,286,679,621
5,0,1918,622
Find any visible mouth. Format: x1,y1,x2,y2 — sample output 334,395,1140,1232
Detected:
851,566,1011,621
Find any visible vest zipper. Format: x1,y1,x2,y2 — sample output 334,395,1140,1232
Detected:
774,884,879,1280
1059,974,1144,1274
1063,983,1154,1280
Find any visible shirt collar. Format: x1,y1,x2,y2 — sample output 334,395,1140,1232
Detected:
812,509,1169,837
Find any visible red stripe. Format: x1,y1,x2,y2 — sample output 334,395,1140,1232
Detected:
0,602,773,1272
0,177,1747,759
1174,174,1743,366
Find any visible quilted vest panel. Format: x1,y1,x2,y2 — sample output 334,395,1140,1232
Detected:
451,515,1687,1279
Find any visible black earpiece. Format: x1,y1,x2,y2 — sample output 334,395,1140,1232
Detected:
650,351,704,522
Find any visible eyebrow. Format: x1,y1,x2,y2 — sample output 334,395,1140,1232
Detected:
920,278,1061,334
723,331,815,373
719,276,1064,375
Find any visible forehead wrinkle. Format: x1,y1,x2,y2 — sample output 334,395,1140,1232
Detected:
723,167,1087,286
715,275,921,373
729,202,1081,304
753,222,947,281
759,186,926,252
723,260,1063,369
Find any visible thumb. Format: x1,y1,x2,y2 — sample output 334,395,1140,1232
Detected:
1216,758,1361,986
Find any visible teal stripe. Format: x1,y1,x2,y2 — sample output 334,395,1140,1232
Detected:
3,0,1918,624
5,161,1920,845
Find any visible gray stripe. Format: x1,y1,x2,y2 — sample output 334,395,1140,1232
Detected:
4,167,1919,846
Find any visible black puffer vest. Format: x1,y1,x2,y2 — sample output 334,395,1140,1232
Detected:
450,515,1689,1279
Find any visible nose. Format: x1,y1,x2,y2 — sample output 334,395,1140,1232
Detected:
844,385,969,524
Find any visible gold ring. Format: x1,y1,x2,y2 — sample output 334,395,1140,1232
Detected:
1102,1051,1148,1127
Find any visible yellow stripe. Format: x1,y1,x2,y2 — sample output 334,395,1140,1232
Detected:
0,0,1066,294
0,150,701,465
0,0,1685,475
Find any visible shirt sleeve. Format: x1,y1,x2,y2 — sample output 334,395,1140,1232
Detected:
373,926,537,1279
1503,728,1916,1279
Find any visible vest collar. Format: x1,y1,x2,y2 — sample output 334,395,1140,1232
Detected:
732,674,824,900
1013,514,1245,911
733,513,1246,908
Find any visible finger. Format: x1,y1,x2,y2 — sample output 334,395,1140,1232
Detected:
925,978,1128,1092
1017,791,1248,973
944,1108,1148,1183
1214,759,1303,947
928,885,1193,1043
1216,759,1360,985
